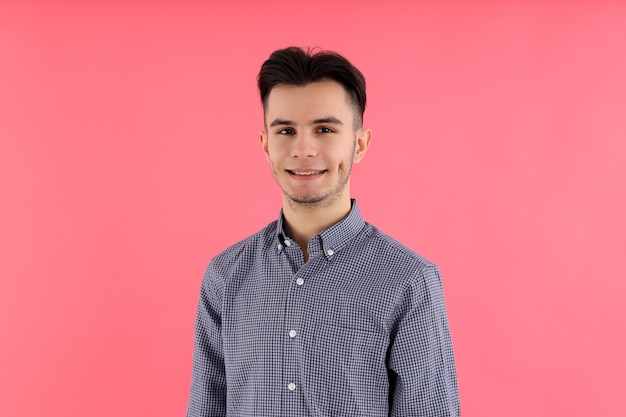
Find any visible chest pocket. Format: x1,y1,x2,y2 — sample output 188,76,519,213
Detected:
301,319,389,416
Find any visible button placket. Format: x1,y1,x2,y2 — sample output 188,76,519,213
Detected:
284,272,304,403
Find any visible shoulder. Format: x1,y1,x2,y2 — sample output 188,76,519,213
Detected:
361,223,439,275
356,223,446,301
361,225,451,324
204,220,278,282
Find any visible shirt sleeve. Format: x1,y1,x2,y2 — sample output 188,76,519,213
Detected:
387,265,460,417
186,263,227,417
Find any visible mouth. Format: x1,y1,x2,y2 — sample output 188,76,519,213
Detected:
287,169,327,176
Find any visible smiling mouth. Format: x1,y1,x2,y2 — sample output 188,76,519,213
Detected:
287,170,327,176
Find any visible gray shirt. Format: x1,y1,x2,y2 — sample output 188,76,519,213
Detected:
187,200,460,416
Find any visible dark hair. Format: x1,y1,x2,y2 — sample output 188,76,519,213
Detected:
258,46,366,128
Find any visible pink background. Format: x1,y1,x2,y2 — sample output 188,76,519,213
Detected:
1,1,625,416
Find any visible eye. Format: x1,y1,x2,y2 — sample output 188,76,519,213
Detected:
277,128,295,135
317,127,334,133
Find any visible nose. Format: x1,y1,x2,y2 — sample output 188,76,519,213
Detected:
290,132,317,158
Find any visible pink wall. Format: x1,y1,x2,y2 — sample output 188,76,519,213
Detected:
1,1,624,416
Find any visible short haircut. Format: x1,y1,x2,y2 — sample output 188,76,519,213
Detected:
258,46,366,129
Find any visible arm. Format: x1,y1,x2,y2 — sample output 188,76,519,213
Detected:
387,265,460,417
186,264,226,417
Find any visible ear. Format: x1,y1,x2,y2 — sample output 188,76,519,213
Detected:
260,130,270,162
353,128,372,164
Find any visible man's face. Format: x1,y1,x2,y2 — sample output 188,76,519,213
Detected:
260,80,371,209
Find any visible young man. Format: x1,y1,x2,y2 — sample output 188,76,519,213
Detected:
186,47,460,416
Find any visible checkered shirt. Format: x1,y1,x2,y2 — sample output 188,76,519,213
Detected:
186,200,460,416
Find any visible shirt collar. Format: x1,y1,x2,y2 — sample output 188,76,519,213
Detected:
276,199,366,259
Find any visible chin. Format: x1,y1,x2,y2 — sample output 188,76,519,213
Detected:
286,192,328,205
289,196,326,204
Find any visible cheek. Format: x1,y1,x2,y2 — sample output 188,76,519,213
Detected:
268,142,289,158
267,147,288,170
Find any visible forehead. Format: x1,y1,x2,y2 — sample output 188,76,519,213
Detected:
264,80,354,123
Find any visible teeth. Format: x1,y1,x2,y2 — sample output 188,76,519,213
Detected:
291,170,323,175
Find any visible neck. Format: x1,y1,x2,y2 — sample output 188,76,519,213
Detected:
282,196,352,261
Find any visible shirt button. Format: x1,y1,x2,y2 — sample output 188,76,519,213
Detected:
277,243,283,250
296,278,304,286
289,330,297,338
288,382,296,391
326,249,334,256
284,239,292,246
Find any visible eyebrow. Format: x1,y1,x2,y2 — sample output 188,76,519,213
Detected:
269,117,344,127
